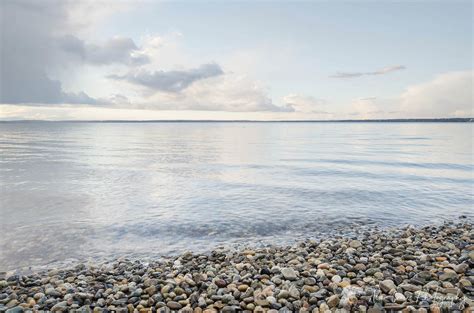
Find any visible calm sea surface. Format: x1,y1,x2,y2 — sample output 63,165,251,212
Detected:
0,122,473,270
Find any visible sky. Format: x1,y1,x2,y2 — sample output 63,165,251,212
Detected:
0,0,472,120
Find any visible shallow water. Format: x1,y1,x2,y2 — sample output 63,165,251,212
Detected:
0,122,473,270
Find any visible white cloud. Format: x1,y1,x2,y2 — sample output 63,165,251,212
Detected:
400,70,473,118
135,74,288,112
64,1,131,35
282,94,329,114
348,97,387,119
344,70,473,119
135,33,185,67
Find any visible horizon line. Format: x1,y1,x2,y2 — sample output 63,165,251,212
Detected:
0,117,473,123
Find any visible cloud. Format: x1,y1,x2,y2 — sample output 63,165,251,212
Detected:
346,70,473,119
330,65,406,79
133,74,289,112
59,35,150,66
108,63,224,93
61,91,98,105
0,0,142,106
0,0,281,112
348,97,387,119
282,94,329,114
3,1,467,119
0,0,126,105
400,70,473,118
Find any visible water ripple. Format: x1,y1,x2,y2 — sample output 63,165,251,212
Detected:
0,122,472,270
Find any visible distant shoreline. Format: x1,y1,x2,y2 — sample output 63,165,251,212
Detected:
1,118,473,123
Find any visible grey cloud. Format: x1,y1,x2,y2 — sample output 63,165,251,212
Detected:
373,65,406,75
0,1,97,105
108,63,224,93
59,35,150,66
0,1,138,105
330,72,365,79
330,65,406,79
62,91,99,105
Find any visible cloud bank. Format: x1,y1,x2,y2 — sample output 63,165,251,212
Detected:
0,1,287,112
0,0,129,105
347,71,473,119
400,70,473,117
0,1,471,119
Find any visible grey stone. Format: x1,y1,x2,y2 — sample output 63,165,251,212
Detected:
281,268,298,280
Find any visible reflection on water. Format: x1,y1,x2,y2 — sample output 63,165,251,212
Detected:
0,122,473,270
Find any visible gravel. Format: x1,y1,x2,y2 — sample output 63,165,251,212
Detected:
0,222,472,312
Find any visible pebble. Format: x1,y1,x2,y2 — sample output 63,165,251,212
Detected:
5,308,24,313
0,222,471,312
399,283,421,292
281,268,298,280
349,240,362,248
167,301,182,309
326,294,339,308
379,280,396,293
288,285,300,299
277,290,289,299
394,292,406,303
237,284,249,292
331,275,342,283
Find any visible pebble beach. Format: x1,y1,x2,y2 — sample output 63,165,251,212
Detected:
1,222,472,313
